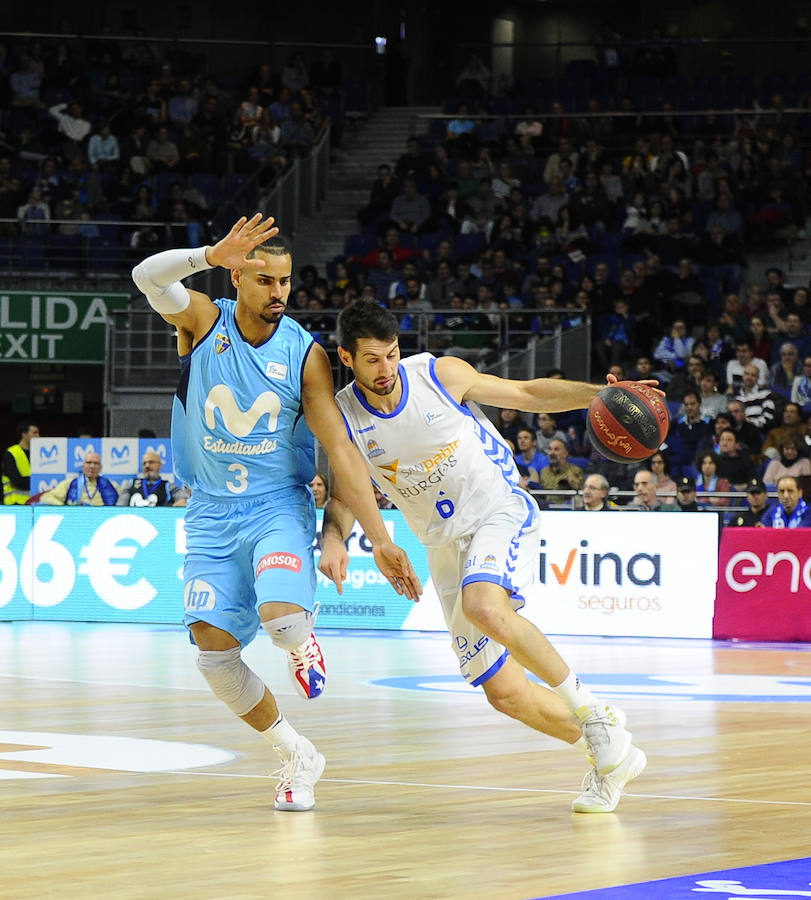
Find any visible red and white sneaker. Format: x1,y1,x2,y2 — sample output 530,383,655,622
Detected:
287,631,326,699
273,737,326,811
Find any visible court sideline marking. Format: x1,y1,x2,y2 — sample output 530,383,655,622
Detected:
156,769,811,806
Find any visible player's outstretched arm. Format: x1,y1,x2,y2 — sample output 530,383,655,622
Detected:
433,357,664,413
302,344,422,602
131,213,279,339
434,355,603,412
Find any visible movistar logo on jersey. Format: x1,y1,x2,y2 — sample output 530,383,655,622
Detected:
204,384,281,438
214,333,231,354
366,439,386,459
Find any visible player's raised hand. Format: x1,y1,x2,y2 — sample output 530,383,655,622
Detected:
373,541,422,602
206,214,279,270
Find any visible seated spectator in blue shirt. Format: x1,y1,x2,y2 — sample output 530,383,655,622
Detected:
664,389,712,476
595,298,637,371
38,451,118,506
514,427,549,478
759,475,811,527
446,103,477,143
365,248,402,301
653,319,694,383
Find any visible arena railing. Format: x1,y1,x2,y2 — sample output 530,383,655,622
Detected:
530,487,776,514
0,126,331,284
104,305,591,392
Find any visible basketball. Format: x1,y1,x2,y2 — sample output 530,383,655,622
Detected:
586,382,670,464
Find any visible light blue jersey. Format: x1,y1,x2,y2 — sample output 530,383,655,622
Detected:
172,299,316,500
175,300,319,646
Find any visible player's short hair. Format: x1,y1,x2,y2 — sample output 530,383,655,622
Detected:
247,233,293,259
337,300,399,354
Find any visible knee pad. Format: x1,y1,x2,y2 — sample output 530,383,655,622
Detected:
262,611,313,651
196,647,265,717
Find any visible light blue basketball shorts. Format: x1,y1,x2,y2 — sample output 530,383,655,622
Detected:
182,487,317,647
426,489,539,687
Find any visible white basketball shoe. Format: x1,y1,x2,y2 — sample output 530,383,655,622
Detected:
273,737,326,811
572,745,647,813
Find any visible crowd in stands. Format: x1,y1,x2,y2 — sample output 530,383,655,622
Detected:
488,383,811,526
2,34,811,522
0,35,342,265
282,54,811,521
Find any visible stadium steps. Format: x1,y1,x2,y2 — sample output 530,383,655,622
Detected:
294,106,439,273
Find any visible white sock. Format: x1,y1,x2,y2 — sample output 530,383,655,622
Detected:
261,714,299,757
552,670,598,716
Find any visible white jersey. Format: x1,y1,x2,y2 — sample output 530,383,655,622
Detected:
335,353,536,546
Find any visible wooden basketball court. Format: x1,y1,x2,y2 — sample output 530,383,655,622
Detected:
2,621,810,899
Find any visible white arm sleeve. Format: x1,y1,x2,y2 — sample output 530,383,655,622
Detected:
131,246,213,315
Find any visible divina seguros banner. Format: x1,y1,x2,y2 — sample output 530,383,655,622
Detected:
0,509,717,638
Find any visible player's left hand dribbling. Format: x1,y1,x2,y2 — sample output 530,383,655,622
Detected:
604,372,665,398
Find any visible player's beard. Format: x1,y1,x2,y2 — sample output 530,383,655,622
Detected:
360,371,399,397
260,303,286,324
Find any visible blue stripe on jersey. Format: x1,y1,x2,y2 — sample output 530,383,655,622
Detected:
338,409,354,442
351,363,410,418
428,355,522,491
291,340,315,433
472,416,519,487
428,356,471,415
470,648,509,687
461,488,536,596
192,307,223,357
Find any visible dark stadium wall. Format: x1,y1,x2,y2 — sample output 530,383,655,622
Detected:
5,1,811,100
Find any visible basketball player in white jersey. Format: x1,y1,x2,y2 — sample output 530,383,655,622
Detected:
321,299,655,813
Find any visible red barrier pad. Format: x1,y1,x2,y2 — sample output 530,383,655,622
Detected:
715,528,811,641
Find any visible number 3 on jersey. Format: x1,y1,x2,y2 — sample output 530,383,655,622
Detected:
227,462,249,494
435,490,454,519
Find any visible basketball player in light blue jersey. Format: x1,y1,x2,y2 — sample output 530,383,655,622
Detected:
321,300,660,814
132,216,421,812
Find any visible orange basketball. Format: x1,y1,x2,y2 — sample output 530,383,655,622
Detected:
586,382,670,464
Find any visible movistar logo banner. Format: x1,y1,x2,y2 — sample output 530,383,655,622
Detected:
204,384,281,437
